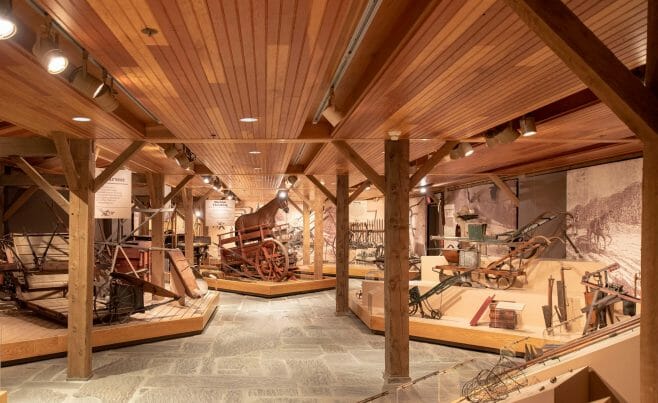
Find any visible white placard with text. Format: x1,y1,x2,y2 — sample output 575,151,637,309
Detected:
205,199,236,226
94,169,132,219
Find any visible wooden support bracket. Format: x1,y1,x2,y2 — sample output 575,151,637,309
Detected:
51,132,79,190
12,157,70,214
306,175,337,205
2,186,38,221
348,180,371,204
410,141,458,187
503,0,658,142
92,141,146,193
488,174,519,207
332,141,385,193
163,175,195,205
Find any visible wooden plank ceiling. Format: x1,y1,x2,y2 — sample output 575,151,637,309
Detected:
0,0,649,202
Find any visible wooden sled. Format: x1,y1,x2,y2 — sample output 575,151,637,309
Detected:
166,249,207,299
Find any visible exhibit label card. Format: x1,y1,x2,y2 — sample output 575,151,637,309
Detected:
205,199,236,226
94,169,132,219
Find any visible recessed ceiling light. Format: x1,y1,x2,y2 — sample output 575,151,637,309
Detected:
72,116,91,122
254,167,262,170
240,117,258,123
248,150,261,155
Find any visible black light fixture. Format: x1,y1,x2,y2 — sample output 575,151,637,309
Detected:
277,189,288,199
32,16,68,74
485,123,520,148
93,72,119,112
0,0,17,40
449,143,475,160
286,175,298,188
520,116,537,137
163,144,179,159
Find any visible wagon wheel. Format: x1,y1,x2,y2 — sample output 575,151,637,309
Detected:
255,239,290,281
495,276,514,290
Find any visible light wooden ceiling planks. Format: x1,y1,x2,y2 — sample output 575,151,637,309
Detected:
0,41,144,140
38,0,367,172
331,0,646,143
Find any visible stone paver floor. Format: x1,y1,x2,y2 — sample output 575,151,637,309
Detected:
1,283,495,402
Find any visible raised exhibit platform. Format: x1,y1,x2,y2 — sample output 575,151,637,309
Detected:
297,263,382,279
0,291,219,364
205,275,336,297
350,259,634,355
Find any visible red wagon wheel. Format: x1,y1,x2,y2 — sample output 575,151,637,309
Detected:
254,239,290,281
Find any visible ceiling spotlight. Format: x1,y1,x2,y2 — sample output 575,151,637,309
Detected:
365,185,371,191
286,175,298,187
93,80,119,112
248,150,261,155
227,194,234,200
163,145,179,159
195,210,202,218
240,117,258,123
485,123,520,148
212,185,220,191
69,52,106,99
202,176,211,184
0,0,17,40
174,151,192,170
520,116,537,137
32,19,68,74
277,189,288,199
420,186,427,194
72,116,91,122
449,143,475,160
254,167,262,171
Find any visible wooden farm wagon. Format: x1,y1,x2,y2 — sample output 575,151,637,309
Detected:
217,224,298,281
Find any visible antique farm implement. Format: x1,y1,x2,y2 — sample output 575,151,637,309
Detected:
218,224,297,281
409,270,473,319
217,195,296,281
433,236,564,289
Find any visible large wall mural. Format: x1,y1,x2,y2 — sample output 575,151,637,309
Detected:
567,158,642,294
444,181,517,255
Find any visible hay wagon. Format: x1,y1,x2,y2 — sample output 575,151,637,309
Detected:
217,224,297,281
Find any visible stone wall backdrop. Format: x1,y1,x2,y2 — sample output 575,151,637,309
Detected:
444,181,518,256
567,158,642,295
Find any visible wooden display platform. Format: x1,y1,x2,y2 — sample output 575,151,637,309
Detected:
350,280,576,355
297,264,381,279
297,264,419,280
205,275,336,297
0,291,219,364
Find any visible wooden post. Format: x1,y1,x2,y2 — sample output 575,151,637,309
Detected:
335,174,349,315
313,190,324,279
147,173,165,289
183,188,194,266
641,140,658,401
66,139,95,380
303,201,311,265
384,138,410,384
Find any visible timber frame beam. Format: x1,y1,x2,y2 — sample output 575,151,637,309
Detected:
487,174,520,207
332,141,385,193
409,141,457,187
2,186,38,221
306,175,337,205
348,181,370,203
503,0,658,142
11,157,70,214
92,141,146,193
52,132,79,190
163,175,195,205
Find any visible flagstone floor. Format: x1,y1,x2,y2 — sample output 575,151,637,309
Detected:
0,280,495,402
